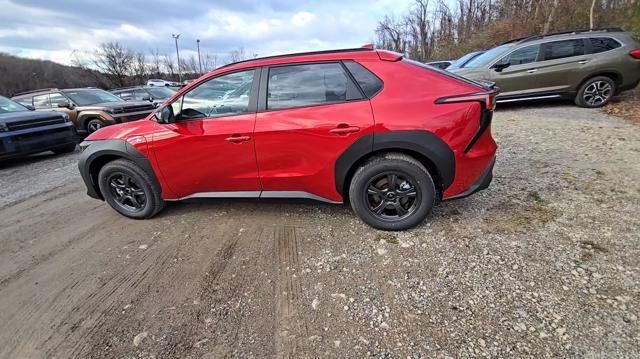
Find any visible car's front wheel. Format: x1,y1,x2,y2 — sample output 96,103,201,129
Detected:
86,118,105,134
98,159,164,219
575,76,616,108
349,153,436,231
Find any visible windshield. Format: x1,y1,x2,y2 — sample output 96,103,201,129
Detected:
62,89,122,106
146,87,176,99
0,96,29,113
448,51,484,70
463,44,514,68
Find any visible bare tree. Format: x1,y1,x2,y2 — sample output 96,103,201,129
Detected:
93,42,134,87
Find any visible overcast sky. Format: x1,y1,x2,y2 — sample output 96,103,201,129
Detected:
0,0,414,66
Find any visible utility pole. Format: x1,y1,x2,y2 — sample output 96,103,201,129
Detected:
172,34,182,83
197,39,203,75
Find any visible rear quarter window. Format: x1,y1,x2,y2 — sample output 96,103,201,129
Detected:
589,37,622,53
343,60,383,98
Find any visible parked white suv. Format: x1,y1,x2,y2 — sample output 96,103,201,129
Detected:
146,79,179,87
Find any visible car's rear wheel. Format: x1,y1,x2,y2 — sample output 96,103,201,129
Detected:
575,76,616,108
52,143,77,154
349,153,435,231
98,159,164,219
86,118,105,134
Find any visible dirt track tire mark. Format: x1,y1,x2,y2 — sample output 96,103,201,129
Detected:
274,226,308,359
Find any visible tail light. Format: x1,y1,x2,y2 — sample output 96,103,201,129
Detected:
629,49,640,59
435,89,499,110
435,89,500,153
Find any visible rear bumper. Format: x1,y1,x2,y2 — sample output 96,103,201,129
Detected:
0,122,77,160
444,156,495,200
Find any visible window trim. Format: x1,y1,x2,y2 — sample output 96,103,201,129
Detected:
169,67,260,122
32,94,52,109
257,60,367,113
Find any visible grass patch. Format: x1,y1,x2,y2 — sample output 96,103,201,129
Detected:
376,233,398,244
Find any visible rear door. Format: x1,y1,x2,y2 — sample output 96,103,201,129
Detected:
532,39,589,93
254,62,375,202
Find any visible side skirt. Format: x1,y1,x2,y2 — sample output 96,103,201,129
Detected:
167,191,342,204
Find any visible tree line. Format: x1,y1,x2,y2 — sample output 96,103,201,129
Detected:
0,44,255,97
375,0,640,61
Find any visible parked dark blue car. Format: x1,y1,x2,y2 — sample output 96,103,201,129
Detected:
1,96,77,161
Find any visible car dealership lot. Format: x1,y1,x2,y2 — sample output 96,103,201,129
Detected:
0,104,638,358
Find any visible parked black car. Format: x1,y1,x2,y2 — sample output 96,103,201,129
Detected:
0,96,77,161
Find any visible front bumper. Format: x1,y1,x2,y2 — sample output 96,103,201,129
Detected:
444,156,495,201
0,122,77,160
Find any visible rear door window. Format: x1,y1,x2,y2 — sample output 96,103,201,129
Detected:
33,94,51,109
589,37,621,53
49,93,67,107
267,63,362,110
497,44,540,66
541,39,586,61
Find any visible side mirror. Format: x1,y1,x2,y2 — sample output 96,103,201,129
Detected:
25,105,36,111
491,62,511,72
57,101,74,109
142,96,152,102
154,105,175,124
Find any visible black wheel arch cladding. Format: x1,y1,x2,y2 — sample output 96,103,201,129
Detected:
78,139,161,200
335,130,455,196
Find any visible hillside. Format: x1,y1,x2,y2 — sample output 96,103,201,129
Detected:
0,53,109,97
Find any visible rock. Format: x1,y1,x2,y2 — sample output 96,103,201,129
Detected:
377,248,388,255
380,322,389,329
133,331,148,347
312,298,320,310
138,244,148,249
334,340,341,348
556,327,566,336
623,313,637,323
478,338,486,347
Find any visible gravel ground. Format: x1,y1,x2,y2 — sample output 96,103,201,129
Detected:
0,102,638,358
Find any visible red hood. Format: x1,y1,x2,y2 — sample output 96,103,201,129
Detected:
86,118,160,141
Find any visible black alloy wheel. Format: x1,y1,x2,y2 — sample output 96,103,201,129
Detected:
349,153,436,231
107,172,147,212
365,171,420,221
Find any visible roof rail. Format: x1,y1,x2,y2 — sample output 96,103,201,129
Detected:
13,88,58,97
110,86,144,92
502,27,625,45
216,47,374,70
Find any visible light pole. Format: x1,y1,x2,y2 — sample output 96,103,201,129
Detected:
172,34,182,83
196,39,203,75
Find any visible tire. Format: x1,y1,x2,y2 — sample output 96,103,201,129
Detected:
86,118,105,134
52,143,77,154
349,153,436,231
98,159,165,219
574,76,616,108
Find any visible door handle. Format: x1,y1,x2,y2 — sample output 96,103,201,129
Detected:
526,69,537,73
578,60,589,64
225,134,251,143
330,123,360,135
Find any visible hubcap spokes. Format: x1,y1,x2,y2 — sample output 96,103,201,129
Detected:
584,81,612,106
108,173,146,211
365,172,419,220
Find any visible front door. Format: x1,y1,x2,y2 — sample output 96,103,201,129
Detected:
152,69,261,199
254,62,375,202
489,44,542,97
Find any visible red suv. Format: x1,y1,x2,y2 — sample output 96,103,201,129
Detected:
78,46,498,230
